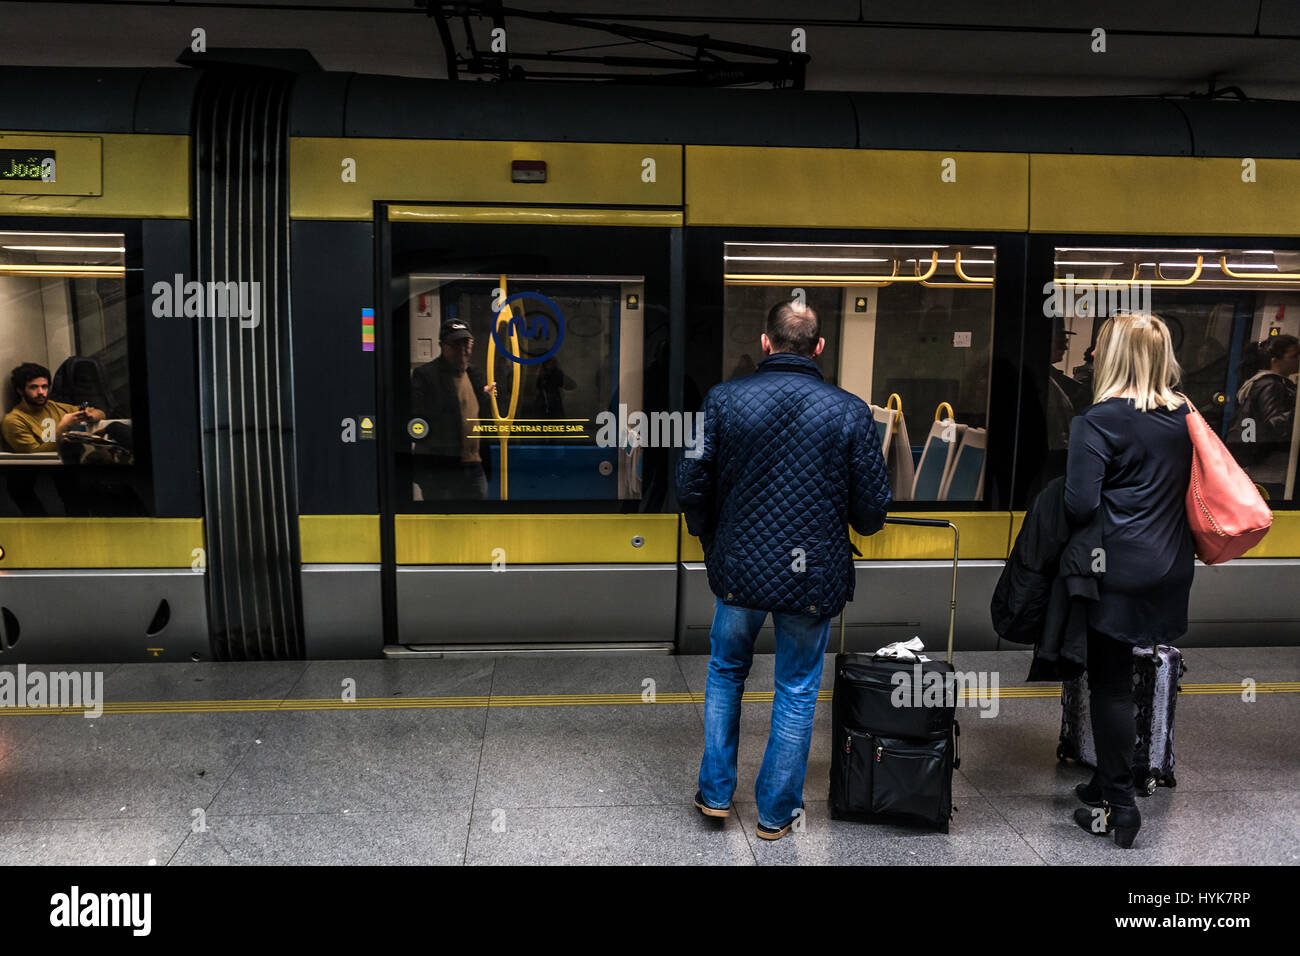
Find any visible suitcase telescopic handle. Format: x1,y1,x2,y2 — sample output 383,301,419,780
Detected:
840,517,960,663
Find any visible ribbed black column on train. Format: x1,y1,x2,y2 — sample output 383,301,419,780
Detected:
192,68,305,660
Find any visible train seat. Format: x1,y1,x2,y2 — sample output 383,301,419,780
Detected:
871,394,914,501
940,426,987,501
912,402,965,500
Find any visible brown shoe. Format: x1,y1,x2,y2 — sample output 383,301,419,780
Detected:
756,806,803,840
694,790,731,818
756,818,798,840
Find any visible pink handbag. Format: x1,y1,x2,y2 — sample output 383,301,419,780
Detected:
1181,394,1272,564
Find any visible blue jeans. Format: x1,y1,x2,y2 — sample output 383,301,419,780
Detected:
698,597,833,829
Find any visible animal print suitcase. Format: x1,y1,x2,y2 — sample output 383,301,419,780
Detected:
1058,644,1184,796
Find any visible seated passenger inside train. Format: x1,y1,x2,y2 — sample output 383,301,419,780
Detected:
2,361,134,468
1228,334,1300,499
2,362,104,453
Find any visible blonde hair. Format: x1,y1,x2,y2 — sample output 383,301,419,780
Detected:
1091,312,1185,411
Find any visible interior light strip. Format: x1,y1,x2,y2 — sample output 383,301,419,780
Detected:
1,245,125,253
0,264,125,277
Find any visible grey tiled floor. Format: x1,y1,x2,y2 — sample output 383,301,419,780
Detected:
0,647,1295,865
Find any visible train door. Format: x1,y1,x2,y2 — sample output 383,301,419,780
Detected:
377,207,681,649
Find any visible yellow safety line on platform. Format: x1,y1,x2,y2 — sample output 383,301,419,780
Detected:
0,682,1295,717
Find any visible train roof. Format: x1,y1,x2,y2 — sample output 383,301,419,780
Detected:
4,65,1300,157
0,67,200,134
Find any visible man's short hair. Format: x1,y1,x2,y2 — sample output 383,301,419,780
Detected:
11,362,50,397
765,299,820,356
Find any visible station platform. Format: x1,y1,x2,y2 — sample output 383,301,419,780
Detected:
0,647,1295,866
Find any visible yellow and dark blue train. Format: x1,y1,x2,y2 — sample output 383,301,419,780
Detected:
1,63,1298,662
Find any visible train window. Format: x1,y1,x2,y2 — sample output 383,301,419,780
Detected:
401,272,648,503
0,230,140,515
1047,246,1300,503
722,242,997,502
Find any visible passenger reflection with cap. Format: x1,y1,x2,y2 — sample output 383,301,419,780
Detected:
409,320,497,501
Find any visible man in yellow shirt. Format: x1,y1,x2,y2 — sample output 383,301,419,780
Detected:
2,362,103,454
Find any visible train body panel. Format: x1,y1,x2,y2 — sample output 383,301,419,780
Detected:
2,67,1299,661
396,564,677,648
300,564,382,660
0,568,208,663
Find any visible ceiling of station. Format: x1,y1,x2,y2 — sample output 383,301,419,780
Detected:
2,0,1299,99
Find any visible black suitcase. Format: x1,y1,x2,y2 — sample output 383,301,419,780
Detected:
1057,644,1184,796
829,517,961,832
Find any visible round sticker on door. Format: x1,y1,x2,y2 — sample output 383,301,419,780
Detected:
491,292,566,365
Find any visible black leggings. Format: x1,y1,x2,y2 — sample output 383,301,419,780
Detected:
1086,628,1137,807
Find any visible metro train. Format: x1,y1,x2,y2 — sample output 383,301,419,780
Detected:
1,61,1299,663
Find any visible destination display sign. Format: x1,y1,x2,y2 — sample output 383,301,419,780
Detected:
0,149,55,182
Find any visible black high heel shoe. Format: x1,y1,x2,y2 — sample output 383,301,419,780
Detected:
1073,801,1141,848
1075,780,1103,807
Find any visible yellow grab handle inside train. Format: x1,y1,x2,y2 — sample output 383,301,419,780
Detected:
886,392,903,436
486,276,523,500
1054,257,1203,286
722,252,937,287
909,252,939,281
953,250,994,284
1220,255,1300,281
488,277,523,422
935,401,954,423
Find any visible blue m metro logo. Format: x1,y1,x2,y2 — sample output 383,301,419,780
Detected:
492,291,567,365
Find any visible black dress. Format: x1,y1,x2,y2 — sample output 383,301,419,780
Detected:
1064,397,1195,645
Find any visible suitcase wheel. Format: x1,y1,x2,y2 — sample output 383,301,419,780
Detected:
1142,775,1157,797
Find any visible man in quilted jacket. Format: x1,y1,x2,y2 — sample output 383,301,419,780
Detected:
678,298,891,839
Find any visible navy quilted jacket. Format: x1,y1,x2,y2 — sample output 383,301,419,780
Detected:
677,353,892,617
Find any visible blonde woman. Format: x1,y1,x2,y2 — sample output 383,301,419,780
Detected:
1064,312,1192,849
